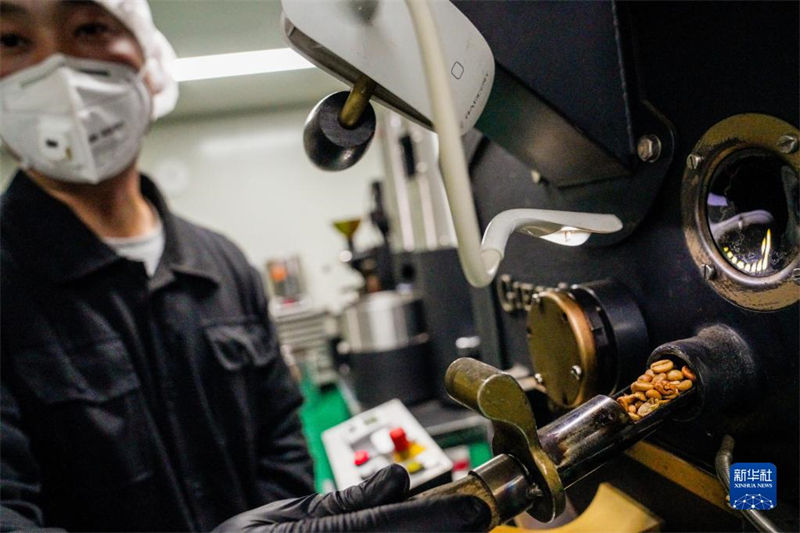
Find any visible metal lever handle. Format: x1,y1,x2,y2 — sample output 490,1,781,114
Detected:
444,358,565,522
338,75,376,128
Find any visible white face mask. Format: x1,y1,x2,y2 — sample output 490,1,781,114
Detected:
0,54,152,184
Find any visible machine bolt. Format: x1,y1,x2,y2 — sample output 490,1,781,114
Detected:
792,268,800,285
701,263,717,281
687,153,704,170
569,365,583,381
529,292,543,310
527,485,543,499
534,373,545,385
777,134,799,154
636,134,662,163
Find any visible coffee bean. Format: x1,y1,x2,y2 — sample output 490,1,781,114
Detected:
654,380,674,395
646,389,662,400
637,401,660,416
650,359,674,373
667,369,684,381
622,359,696,421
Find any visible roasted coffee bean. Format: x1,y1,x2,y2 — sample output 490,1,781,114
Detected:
622,359,696,421
646,389,662,400
667,369,684,381
637,401,660,416
650,359,674,373
653,380,672,395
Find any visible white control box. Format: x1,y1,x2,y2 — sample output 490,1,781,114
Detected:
322,399,453,491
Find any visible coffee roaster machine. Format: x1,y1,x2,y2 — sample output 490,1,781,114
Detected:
283,1,799,530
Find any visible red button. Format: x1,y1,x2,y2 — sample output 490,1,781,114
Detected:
354,450,369,466
453,459,470,471
389,427,409,453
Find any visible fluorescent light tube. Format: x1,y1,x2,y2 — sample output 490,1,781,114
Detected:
172,48,315,82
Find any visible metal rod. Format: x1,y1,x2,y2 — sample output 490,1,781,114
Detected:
339,75,377,128
416,390,697,528
413,454,531,530
538,388,696,489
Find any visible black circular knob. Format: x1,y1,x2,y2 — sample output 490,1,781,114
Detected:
303,91,376,171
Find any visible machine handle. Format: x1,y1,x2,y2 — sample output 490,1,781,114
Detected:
444,358,565,521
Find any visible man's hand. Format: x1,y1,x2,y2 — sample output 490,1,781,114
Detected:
213,464,491,532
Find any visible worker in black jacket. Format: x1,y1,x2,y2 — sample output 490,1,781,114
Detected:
0,1,489,531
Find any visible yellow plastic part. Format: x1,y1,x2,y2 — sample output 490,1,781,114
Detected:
624,440,732,514
406,461,423,474
493,483,661,533
393,442,426,463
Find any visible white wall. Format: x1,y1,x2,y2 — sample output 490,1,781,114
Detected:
139,108,385,312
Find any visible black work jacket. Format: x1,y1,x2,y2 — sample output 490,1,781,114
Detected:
0,172,314,531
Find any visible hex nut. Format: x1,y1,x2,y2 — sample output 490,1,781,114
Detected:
637,135,662,163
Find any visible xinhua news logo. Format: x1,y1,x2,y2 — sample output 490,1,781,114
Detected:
729,463,777,510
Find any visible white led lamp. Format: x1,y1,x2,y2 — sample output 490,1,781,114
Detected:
282,0,623,288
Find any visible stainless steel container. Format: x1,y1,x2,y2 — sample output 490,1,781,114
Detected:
340,290,428,352
339,290,434,407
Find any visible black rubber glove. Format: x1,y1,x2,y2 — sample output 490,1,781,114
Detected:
213,464,491,532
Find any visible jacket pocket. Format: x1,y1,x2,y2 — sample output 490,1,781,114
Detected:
13,338,153,491
17,337,139,404
204,318,276,371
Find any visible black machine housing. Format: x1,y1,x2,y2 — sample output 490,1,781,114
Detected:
444,1,798,530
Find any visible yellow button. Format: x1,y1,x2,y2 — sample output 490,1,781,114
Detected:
406,461,423,474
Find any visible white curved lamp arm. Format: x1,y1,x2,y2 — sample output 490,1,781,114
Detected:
482,209,623,271
405,0,623,288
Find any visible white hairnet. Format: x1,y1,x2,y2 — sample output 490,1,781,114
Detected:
94,0,179,119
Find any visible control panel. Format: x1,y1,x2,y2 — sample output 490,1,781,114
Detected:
322,399,453,491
